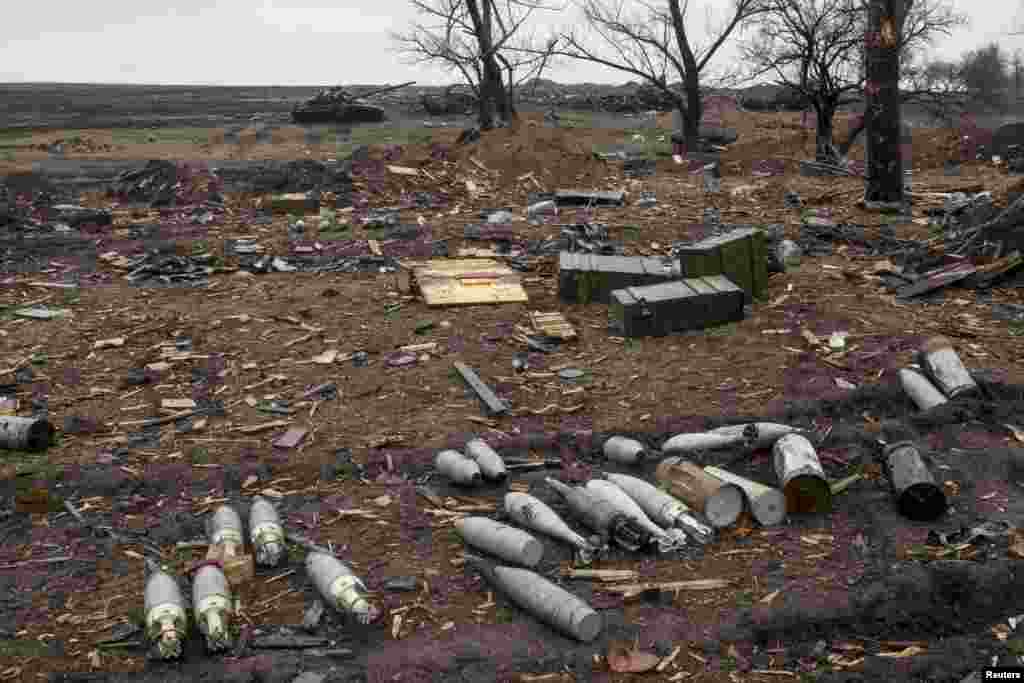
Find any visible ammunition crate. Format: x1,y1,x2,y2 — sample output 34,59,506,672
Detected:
675,227,768,302
558,252,681,304
609,275,745,337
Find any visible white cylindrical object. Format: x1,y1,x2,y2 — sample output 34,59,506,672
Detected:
144,571,187,660
662,430,747,454
435,449,482,486
899,368,948,411
208,505,244,549
464,439,507,481
306,552,378,624
655,458,745,528
772,433,832,514
703,466,786,526
456,517,544,567
918,336,978,398
192,565,233,652
504,492,595,563
491,565,602,642
249,496,285,567
603,436,647,465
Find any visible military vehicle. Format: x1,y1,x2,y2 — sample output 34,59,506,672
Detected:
291,81,416,125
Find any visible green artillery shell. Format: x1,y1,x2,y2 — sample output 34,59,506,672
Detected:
489,565,602,642
455,516,544,567
143,570,187,660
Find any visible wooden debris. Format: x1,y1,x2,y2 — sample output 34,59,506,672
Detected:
564,568,638,582
531,311,576,339
600,578,731,598
387,165,420,176
453,361,509,415
415,259,528,306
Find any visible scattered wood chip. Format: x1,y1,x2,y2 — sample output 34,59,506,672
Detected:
93,338,125,349
161,398,197,410
607,643,660,673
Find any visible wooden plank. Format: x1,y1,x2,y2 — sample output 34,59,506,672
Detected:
531,311,576,340
415,259,528,306
453,361,509,415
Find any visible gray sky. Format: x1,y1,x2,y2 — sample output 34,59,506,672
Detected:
1,0,1022,86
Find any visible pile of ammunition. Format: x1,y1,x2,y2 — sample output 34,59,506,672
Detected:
143,496,378,659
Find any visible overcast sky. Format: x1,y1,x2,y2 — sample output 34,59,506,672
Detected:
1,0,1023,86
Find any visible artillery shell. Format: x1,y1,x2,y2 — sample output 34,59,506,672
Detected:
464,438,507,481
192,565,233,652
249,496,285,567
602,436,647,465
489,565,602,642
434,449,482,485
0,416,54,451
456,517,544,567
144,570,187,660
306,552,379,624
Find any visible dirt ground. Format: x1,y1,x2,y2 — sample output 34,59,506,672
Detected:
2,100,1024,683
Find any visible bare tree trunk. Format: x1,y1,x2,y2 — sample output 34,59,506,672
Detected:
864,0,908,207
814,105,837,162
667,0,703,154
466,0,499,129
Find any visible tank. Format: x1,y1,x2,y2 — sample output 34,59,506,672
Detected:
292,81,416,125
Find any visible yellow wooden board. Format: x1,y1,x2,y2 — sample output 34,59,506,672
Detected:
531,311,576,339
415,259,528,306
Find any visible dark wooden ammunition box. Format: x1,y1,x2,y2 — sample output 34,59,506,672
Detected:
559,252,681,304
675,227,768,302
610,275,745,337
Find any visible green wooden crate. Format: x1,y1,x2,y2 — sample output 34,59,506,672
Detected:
676,227,768,302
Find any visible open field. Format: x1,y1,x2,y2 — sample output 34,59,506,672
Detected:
1,85,1024,683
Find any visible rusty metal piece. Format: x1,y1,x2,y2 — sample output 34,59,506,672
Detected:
884,441,947,521
654,458,744,528
772,434,832,514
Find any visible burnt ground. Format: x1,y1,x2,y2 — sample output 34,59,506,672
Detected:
1,89,1024,683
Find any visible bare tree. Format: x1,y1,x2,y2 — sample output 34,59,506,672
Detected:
391,0,561,129
958,43,1011,110
742,0,963,163
545,0,769,153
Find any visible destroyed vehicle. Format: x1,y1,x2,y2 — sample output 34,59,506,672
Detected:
291,82,415,125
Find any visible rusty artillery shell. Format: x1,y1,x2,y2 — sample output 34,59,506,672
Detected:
603,472,714,544
918,336,978,398
306,552,379,624
883,441,947,521
464,438,507,481
434,449,482,486
703,466,786,526
249,496,285,567
899,368,948,411
0,416,54,451
487,565,602,642
602,436,647,465
144,570,187,660
192,565,233,652
655,458,744,528
455,516,544,567
772,433,832,514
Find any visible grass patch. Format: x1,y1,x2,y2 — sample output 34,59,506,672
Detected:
324,125,435,157
1009,321,1024,337
705,322,738,337
0,639,51,658
0,129,34,149
556,111,594,128
111,127,213,146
